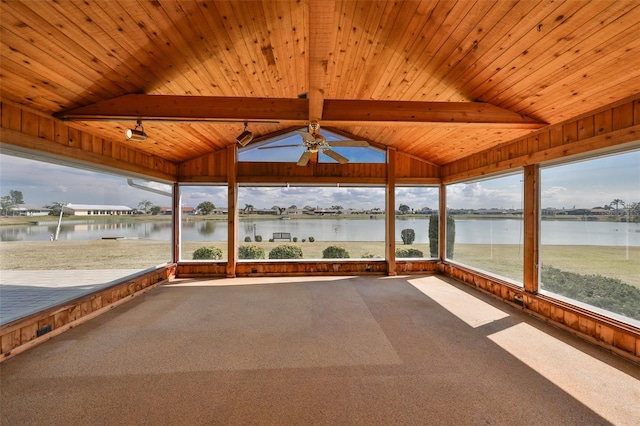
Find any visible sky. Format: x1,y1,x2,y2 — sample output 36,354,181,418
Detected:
1,148,638,211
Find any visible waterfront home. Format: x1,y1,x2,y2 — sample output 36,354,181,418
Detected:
8,203,50,217
62,204,133,216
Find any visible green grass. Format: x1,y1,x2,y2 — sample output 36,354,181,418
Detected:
451,244,639,288
2,239,638,291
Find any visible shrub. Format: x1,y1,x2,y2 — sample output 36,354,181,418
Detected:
269,238,274,242
269,244,303,259
244,236,251,242
396,248,424,258
429,215,456,258
541,265,640,320
361,252,377,258
192,246,223,260
293,237,298,242
308,236,315,242
238,244,265,259
302,239,306,242
322,245,350,259
401,228,415,245
255,235,263,242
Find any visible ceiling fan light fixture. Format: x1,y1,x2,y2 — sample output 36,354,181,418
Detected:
236,122,253,146
125,120,147,142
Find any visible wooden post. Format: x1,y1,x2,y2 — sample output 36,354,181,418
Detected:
439,183,447,261
386,147,396,275
172,183,181,263
226,145,238,278
523,164,539,293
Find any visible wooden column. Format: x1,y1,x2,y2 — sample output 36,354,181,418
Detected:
439,183,447,261
226,145,238,278
523,164,540,293
386,148,396,275
172,183,181,263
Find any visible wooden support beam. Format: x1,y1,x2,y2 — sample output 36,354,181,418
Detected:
172,183,181,264
386,147,396,276
523,164,539,294
439,183,447,261
55,94,309,122
322,100,547,128
226,145,238,278
54,94,546,129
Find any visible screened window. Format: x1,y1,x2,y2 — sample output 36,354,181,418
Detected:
395,186,440,259
237,185,386,260
446,173,524,285
539,149,640,325
0,154,172,325
179,185,228,261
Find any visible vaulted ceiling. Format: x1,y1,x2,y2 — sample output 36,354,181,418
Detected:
1,0,639,167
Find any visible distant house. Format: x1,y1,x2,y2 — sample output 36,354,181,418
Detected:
8,203,51,217
254,208,278,215
160,207,195,215
63,203,133,216
211,208,228,215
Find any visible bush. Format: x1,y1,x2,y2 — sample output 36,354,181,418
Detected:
429,215,456,258
269,244,303,259
401,228,415,245
293,237,298,242
308,236,315,242
244,236,251,242
238,244,265,259
396,248,424,258
269,238,274,242
361,252,377,258
322,245,350,259
541,265,640,320
255,235,263,242
302,239,306,242
192,246,223,260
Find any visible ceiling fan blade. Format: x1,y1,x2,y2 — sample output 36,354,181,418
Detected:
258,144,303,150
327,140,370,147
297,150,312,166
323,149,349,164
295,130,316,144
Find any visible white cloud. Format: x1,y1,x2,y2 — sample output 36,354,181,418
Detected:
1,149,638,211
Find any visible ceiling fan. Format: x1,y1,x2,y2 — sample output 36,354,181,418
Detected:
258,122,370,166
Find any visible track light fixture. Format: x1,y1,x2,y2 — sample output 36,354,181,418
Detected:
236,122,253,146
125,119,147,142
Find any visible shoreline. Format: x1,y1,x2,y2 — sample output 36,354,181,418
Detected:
2,213,635,227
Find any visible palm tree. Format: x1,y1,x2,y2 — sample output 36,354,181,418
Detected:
610,199,625,215
138,200,153,214
243,204,254,214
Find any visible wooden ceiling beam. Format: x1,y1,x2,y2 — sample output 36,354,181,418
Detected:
55,94,547,129
307,0,336,124
55,94,309,122
321,100,547,129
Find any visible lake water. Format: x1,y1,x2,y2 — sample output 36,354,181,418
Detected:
2,217,640,246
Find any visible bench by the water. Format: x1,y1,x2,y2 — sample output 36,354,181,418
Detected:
272,232,292,241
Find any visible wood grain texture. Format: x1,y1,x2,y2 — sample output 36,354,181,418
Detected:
1,1,638,166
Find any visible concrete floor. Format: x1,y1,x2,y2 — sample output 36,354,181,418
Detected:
1,275,639,425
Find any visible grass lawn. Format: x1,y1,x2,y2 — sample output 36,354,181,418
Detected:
2,239,637,289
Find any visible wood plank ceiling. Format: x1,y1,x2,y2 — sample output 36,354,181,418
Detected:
1,0,640,166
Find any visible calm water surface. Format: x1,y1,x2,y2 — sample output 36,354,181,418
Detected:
2,217,639,246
